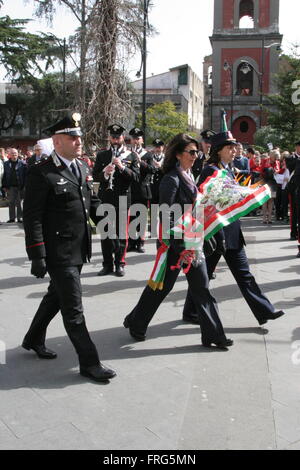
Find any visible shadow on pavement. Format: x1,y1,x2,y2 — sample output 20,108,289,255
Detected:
1,319,220,391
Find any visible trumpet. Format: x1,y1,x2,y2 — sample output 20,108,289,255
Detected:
108,145,118,190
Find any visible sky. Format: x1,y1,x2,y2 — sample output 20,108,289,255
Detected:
1,0,300,81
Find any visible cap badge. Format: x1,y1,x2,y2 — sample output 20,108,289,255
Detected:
72,113,81,127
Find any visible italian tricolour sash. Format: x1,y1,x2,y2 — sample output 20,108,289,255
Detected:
148,170,271,291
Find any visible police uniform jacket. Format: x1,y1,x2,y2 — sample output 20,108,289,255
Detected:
198,164,246,250
23,152,100,266
285,153,300,174
191,152,206,184
150,153,164,203
92,148,140,206
131,150,156,202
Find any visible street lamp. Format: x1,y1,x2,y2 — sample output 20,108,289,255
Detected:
140,0,150,142
223,61,234,129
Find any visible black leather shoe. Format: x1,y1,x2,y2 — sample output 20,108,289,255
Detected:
97,267,114,276
258,310,285,326
22,341,57,359
80,363,116,382
202,338,234,350
17,219,23,223
123,316,146,341
7,219,15,223
182,316,200,325
115,266,125,277
209,272,217,280
136,245,145,253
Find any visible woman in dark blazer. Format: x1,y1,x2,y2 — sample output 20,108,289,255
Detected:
182,131,285,326
123,133,232,350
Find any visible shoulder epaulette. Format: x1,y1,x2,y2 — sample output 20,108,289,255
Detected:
35,157,50,166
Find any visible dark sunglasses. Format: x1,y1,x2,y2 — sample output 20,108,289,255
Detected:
183,150,198,156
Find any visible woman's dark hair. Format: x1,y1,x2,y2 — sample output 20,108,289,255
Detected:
162,133,199,174
206,143,229,167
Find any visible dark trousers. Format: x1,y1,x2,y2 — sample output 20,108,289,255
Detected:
128,198,149,248
275,185,283,219
281,189,289,220
289,192,298,238
183,247,276,324
127,247,226,343
7,186,23,220
100,208,129,268
23,265,99,368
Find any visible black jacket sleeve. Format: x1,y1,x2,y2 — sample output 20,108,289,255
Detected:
23,165,48,260
159,174,186,254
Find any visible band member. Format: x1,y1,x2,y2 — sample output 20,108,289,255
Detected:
150,139,165,204
192,130,215,184
93,124,140,276
286,141,300,240
22,113,116,383
127,128,155,253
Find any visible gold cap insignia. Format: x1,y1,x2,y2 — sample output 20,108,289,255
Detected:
72,113,81,127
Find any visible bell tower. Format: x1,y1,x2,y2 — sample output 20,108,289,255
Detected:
210,0,282,144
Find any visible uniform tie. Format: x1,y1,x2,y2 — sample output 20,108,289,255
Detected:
70,161,80,182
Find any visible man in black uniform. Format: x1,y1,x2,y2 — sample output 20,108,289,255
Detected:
22,113,116,383
127,128,155,253
150,139,165,205
191,130,215,184
286,141,300,240
93,124,140,276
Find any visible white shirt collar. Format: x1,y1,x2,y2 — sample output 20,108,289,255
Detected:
57,153,77,168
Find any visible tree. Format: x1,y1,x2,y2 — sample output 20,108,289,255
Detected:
0,14,59,83
32,0,154,146
136,101,190,145
266,48,300,150
254,125,283,151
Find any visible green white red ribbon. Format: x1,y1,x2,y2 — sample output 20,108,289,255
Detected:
148,170,271,291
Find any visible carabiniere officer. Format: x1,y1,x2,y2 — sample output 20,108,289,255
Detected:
22,113,116,383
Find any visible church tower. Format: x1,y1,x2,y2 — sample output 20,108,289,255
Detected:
209,0,282,144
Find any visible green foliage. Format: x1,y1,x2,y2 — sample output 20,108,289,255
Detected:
254,125,284,151
0,71,78,135
136,101,190,145
0,15,59,83
266,51,300,150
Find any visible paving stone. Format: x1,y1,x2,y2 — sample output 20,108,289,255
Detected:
1,207,299,450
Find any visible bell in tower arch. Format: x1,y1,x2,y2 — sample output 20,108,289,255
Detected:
239,0,254,28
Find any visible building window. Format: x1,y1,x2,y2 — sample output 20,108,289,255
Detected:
240,120,249,133
239,0,254,28
178,67,188,86
237,63,253,96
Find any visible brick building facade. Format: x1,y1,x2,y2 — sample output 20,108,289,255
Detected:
206,0,282,144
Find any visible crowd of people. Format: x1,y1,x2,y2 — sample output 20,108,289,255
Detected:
0,112,299,383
